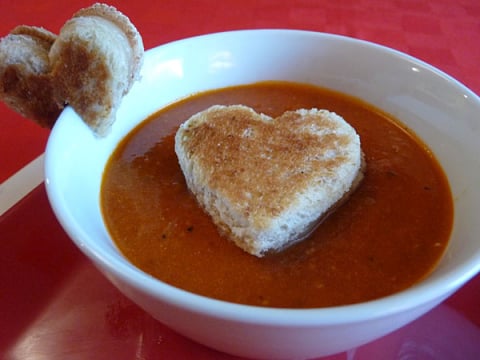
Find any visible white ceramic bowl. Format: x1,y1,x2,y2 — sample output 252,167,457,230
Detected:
45,30,480,359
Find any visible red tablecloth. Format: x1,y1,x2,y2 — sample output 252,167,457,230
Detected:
1,1,479,359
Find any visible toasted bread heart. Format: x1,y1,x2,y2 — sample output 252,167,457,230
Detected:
175,105,365,257
0,25,62,127
49,3,144,135
0,4,144,133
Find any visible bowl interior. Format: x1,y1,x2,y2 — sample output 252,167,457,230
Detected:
45,30,480,320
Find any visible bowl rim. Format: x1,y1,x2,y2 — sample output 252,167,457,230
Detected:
45,28,480,326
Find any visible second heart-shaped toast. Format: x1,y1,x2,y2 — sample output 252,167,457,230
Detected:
49,3,144,135
175,105,364,257
0,4,144,133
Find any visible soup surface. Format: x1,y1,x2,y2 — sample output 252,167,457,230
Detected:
101,81,453,308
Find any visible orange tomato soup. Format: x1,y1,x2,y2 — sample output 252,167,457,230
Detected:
101,81,453,308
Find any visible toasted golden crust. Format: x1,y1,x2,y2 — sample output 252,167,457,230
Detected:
0,26,62,127
11,25,57,47
175,105,364,256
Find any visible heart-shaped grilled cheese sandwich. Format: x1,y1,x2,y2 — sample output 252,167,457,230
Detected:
0,3,144,135
175,105,365,257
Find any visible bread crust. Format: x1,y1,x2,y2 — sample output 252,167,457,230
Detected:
175,105,365,257
11,25,57,47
